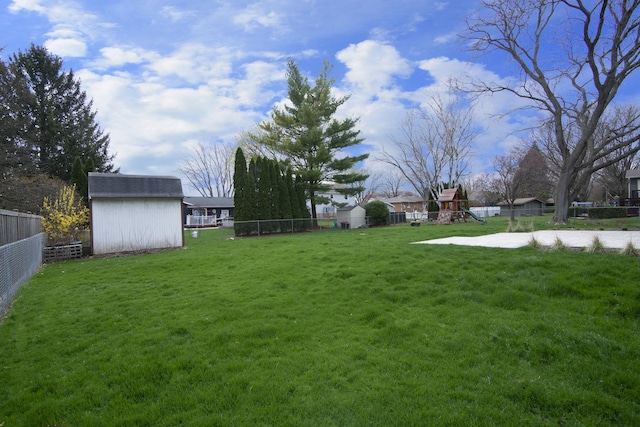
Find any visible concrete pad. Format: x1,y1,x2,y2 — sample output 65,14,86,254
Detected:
413,230,640,250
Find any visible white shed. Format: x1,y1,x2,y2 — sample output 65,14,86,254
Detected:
336,205,366,229
88,173,184,255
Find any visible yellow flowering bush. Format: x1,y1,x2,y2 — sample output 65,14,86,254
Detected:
41,185,89,245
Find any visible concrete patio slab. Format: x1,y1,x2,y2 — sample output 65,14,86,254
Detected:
413,230,640,250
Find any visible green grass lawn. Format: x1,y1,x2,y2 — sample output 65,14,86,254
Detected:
1,216,639,426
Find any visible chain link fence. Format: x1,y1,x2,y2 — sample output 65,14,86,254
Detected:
1,232,46,317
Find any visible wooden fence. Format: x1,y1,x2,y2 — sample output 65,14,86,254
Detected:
0,209,43,246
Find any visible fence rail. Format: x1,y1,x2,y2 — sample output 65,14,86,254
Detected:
0,209,43,246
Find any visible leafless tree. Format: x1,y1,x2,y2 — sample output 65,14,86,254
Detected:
236,126,283,161
378,90,476,200
594,106,640,198
487,145,533,221
347,168,382,204
517,143,553,200
533,104,640,201
380,170,405,198
464,0,640,223
180,141,235,197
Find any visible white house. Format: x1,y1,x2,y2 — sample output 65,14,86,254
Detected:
311,182,359,219
88,173,184,255
336,205,366,229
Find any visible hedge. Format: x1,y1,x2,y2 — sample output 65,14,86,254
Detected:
588,207,628,219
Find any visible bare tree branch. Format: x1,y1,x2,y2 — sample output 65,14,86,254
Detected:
180,141,235,197
463,0,640,223
378,90,476,199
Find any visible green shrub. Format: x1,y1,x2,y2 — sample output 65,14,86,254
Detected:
588,207,628,219
365,200,390,226
568,206,586,217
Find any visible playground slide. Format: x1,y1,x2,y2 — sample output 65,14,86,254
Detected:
461,208,487,224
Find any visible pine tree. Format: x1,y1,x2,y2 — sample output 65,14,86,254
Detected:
70,157,87,202
10,44,115,181
295,174,311,230
257,60,368,224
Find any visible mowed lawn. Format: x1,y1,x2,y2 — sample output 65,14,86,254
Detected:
1,217,639,426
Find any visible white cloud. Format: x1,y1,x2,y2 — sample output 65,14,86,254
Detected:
145,44,236,85
8,0,46,13
44,37,86,57
233,5,282,32
336,40,413,97
9,0,111,58
434,32,456,45
90,46,147,69
159,6,195,23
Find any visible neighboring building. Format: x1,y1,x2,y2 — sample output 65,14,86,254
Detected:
183,197,234,227
498,197,545,217
88,173,184,255
621,169,640,216
626,169,640,199
312,183,358,219
380,195,428,220
336,205,366,229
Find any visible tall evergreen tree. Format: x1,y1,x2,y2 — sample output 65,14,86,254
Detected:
233,147,251,236
246,158,258,234
0,52,36,180
70,157,87,202
278,163,292,232
9,44,115,181
287,168,301,221
268,159,280,226
256,59,368,223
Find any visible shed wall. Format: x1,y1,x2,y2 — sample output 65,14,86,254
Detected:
92,198,183,254
336,207,366,228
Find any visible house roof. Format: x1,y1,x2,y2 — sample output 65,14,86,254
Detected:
88,173,183,199
498,197,545,206
183,197,234,208
626,169,640,179
381,195,425,204
337,205,364,212
438,188,461,202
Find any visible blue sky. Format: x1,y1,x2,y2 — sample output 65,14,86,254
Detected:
3,0,639,195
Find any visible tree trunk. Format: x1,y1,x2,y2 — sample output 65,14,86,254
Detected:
310,193,318,227
553,168,573,224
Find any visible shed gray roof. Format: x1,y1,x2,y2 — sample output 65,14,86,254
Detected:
88,173,183,199
183,197,234,208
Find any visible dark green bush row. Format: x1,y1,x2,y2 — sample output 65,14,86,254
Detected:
588,207,628,219
568,206,628,218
